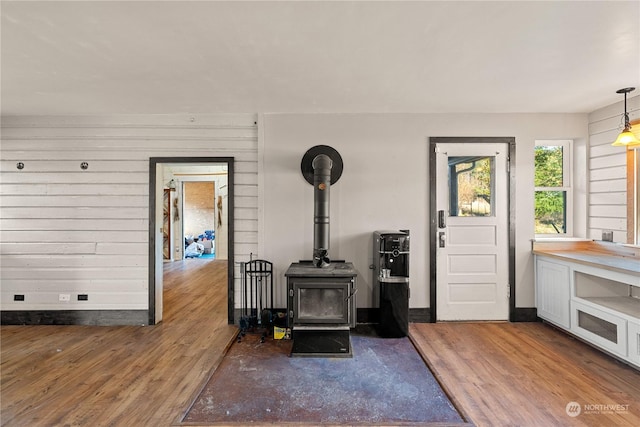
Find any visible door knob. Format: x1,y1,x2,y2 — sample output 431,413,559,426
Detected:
438,232,446,248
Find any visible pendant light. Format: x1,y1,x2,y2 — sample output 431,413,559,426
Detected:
612,87,640,148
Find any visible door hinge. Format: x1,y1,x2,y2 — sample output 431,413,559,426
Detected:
507,284,511,299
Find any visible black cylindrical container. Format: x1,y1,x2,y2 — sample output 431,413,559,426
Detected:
373,230,410,337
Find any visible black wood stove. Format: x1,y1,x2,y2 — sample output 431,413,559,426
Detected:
286,261,357,357
287,146,357,357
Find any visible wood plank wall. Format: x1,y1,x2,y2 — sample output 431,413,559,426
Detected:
0,115,258,320
588,95,639,243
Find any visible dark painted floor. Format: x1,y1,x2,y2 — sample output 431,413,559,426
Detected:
183,327,465,425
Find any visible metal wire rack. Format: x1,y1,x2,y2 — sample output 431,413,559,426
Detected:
238,258,273,342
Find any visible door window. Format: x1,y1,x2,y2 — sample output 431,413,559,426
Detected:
449,156,494,217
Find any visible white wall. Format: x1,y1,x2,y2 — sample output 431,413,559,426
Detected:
588,95,640,242
262,113,588,310
0,114,258,315
0,111,592,318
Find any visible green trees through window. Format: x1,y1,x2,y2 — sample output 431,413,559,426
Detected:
449,156,493,217
535,144,568,234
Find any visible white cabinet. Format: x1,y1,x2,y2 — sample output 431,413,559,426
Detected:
535,254,640,369
535,256,571,329
571,299,627,357
628,320,640,366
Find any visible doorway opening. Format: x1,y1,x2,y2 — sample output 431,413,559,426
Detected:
149,157,235,325
182,181,221,260
429,137,516,322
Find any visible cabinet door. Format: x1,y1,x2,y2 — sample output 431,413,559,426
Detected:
571,299,627,358
535,257,571,329
629,321,640,367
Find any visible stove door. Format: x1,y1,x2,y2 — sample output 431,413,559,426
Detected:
290,278,351,325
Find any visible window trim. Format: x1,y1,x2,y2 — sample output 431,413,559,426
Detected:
627,119,640,245
534,139,573,237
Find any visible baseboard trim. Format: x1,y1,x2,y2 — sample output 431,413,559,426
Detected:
232,307,539,325
513,307,538,322
357,308,379,324
234,308,288,326
357,307,432,324
1,310,149,326
409,308,431,323
358,307,537,323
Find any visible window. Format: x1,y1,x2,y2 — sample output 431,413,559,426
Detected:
448,156,494,217
628,120,640,245
629,142,640,245
534,140,572,235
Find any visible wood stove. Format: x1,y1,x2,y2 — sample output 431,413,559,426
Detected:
286,261,357,357
287,145,357,357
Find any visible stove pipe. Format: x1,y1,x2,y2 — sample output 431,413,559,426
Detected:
312,154,332,268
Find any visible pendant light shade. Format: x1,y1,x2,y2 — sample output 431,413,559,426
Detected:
613,128,639,147
612,87,640,148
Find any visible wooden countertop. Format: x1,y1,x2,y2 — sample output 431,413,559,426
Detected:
532,240,640,275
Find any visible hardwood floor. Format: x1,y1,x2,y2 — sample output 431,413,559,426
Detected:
410,322,640,427
1,258,237,426
3,268,640,426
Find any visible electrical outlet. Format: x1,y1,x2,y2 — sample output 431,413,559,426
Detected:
78,294,88,301
59,293,71,302
14,294,25,301
602,230,614,242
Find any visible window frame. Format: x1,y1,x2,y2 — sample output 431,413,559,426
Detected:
633,149,639,244
534,139,573,237
628,140,640,245
626,119,640,245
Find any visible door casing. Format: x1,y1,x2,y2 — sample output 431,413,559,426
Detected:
148,157,235,325
429,137,516,322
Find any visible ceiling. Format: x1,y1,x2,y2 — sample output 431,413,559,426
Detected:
2,1,639,116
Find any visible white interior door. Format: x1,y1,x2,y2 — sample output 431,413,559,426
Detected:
435,142,509,321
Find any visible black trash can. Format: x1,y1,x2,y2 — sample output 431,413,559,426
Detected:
378,280,409,338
